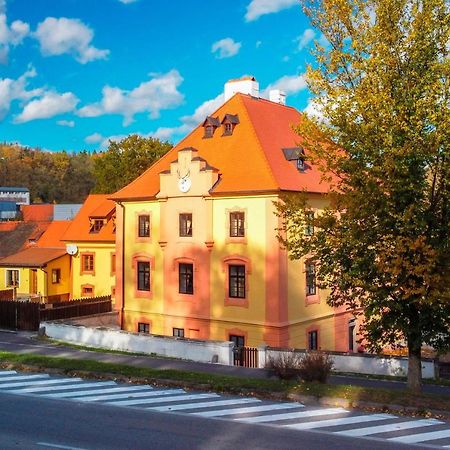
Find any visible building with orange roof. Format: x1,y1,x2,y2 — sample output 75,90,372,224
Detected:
62,194,116,299
0,221,71,301
111,77,356,351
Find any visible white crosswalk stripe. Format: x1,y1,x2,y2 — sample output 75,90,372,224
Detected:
0,370,18,376
43,383,136,398
69,388,183,402
284,413,394,430
10,381,115,394
388,429,450,444
0,378,84,389
0,374,50,383
149,397,260,412
236,407,347,424
113,393,219,407
336,418,443,437
193,402,300,418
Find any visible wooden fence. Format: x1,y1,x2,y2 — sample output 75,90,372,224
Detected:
0,295,112,331
0,289,15,301
233,346,259,368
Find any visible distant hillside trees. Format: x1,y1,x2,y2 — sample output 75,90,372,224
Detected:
0,135,172,202
92,135,172,194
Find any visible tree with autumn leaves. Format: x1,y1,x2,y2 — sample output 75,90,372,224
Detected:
278,0,450,391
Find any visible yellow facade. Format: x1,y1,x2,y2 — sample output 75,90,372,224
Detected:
69,242,115,299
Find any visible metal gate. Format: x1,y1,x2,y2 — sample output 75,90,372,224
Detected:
233,346,258,368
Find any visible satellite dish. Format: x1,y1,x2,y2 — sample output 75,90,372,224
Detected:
66,244,78,256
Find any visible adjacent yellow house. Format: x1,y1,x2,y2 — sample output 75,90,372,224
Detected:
111,78,357,351
62,194,116,299
0,221,71,301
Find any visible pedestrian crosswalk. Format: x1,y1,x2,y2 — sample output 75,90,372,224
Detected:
0,369,449,448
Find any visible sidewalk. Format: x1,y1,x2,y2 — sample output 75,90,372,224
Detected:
0,330,449,396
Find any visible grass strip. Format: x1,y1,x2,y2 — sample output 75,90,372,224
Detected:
0,351,448,416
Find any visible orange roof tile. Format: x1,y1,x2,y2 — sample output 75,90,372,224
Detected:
62,194,115,242
36,221,72,248
111,93,330,201
0,247,67,267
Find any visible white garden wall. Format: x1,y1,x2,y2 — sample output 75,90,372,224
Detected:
42,322,234,365
263,348,436,379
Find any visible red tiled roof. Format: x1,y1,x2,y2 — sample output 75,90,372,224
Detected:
0,221,51,258
111,93,330,201
36,221,72,248
21,204,54,222
0,247,66,267
62,194,115,242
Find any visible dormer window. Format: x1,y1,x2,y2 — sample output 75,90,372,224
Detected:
282,147,306,172
204,125,214,138
90,219,104,234
221,114,239,136
202,116,220,138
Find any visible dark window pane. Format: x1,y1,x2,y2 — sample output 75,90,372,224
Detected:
229,334,245,347
138,215,150,237
173,328,185,337
308,330,318,350
179,213,192,237
179,263,194,294
137,261,150,291
229,264,246,298
306,263,316,295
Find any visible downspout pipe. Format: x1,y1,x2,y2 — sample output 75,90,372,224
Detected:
117,201,125,330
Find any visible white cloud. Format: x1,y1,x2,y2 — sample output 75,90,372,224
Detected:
0,66,42,119
78,69,184,126
263,74,308,97
57,119,75,127
245,0,298,21
34,17,109,64
85,132,103,144
297,28,316,50
152,93,224,140
0,13,30,63
211,38,241,59
15,91,79,123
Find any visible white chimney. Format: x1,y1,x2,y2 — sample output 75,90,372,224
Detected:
224,76,259,101
269,89,286,105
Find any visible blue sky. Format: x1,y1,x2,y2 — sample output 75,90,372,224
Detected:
1,0,320,152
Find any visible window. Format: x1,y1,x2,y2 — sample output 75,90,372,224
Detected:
297,157,305,171
137,261,150,291
229,334,245,347
306,263,316,296
308,330,318,350
173,328,185,338
229,265,246,298
138,322,150,334
304,212,314,236
223,122,233,135
348,319,356,352
179,213,192,237
90,219,103,233
6,269,19,287
81,254,94,273
138,215,150,237
51,269,61,284
179,263,193,294
81,285,94,297
204,125,214,138
230,212,245,237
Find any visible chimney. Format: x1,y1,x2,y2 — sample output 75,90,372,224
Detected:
224,76,259,101
269,89,286,105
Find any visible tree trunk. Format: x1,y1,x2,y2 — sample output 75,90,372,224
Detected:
407,338,422,392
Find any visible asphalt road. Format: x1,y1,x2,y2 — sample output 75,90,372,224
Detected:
0,330,449,396
0,390,422,450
